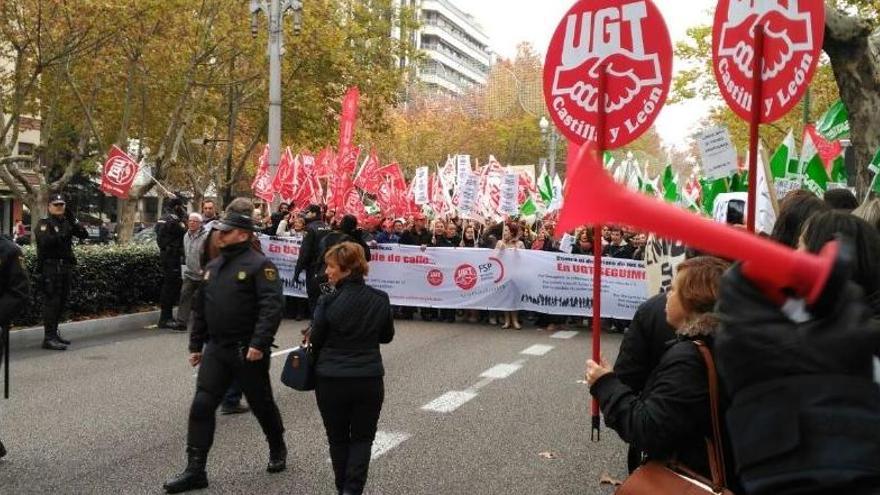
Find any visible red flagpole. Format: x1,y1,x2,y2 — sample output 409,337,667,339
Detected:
746,26,765,233
591,65,608,442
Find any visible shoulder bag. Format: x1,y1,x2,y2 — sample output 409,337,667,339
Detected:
616,340,734,495
280,344,316,391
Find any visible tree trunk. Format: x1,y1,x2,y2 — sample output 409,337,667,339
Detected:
27,190,48,242
824,5,880,199
116,198,139,244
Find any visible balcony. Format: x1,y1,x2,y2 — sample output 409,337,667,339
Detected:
421,23,491,70
421,43,488,84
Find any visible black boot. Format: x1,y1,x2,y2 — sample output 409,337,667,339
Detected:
266,439,287,473
163,447,208,494
41,338,67,351
329,444,349,494
55,331,71,346
0,439,7,459
342,442,373,495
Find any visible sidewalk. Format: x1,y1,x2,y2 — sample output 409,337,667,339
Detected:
10,310,161,349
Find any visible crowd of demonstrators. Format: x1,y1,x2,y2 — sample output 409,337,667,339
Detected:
582,187,880,494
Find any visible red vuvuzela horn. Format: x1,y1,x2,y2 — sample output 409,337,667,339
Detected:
558,143,843,309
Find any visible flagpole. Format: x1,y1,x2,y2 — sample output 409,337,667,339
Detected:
746,25,765,233
590,64,608,443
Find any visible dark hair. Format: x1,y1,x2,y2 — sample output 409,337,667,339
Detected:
324,241,369,277
675,256,731,315
823,188,859,211
201,199,215,207
225,197,254,216
339,214,358,235
801,211,880,296
770,190,829,248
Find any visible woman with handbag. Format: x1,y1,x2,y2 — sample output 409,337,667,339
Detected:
585,256,736,492
308,242,394,495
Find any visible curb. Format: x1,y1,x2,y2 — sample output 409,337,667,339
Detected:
11,310,161,349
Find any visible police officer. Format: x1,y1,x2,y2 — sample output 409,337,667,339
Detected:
164,199,286,494
0,233,31,459
156,194,188,330
293,204,330,314
35,193,87,350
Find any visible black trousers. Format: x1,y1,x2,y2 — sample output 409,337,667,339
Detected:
187,343,285,452
159,256,182,322
41,261,73,339
316,376,384,495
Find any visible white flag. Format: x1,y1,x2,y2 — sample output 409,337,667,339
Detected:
457,173,481,219
499,171,519,216
755,142,779,235
413,167,429,205
548,174,564,212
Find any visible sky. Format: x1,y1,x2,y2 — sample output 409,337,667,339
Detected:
450,0,717,150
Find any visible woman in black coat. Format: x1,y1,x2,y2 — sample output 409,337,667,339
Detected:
585,256,733,481
309,242,394,495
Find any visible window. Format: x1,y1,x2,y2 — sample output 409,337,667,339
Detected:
17,142,34,155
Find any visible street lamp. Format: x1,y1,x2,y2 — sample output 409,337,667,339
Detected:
539,116,558,177
249,0,304,204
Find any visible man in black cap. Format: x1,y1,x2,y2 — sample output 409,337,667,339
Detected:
155,194,188,330
293,204,330,314
164,198,287,494
35,193,88,350
0,232,31,459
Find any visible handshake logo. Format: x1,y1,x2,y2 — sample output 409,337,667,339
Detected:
717,0,814,80
550,1,663,114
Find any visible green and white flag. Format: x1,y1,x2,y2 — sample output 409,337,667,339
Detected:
699,177,729,217
537,163,553,204
730,171,749,193
519,197,537,216
816,100,850,141
662,164,681,204
800,131,828,195
770,130,799,179
830,156,848,184
869,147,880,195
604,151,615,170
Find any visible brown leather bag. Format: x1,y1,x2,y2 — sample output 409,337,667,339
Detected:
616,341,735,495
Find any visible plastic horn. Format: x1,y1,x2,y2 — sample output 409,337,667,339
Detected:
558,143,844,311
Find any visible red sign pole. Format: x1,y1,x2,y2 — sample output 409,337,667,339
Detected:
591,65,608,443
746,26,765,233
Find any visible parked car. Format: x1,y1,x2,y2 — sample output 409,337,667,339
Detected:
131,228,157,245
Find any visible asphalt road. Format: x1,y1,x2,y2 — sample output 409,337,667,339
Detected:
0,316,630,495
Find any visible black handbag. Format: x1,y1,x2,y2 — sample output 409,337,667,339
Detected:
280,345,316,391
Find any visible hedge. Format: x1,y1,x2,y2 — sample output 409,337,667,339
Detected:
18,243,163,327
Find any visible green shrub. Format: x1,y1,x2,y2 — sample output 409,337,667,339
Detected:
18,243,163,327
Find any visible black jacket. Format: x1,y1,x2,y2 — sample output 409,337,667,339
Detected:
715,265,880,495
432,235,457,248
0,236,29,327
310,277,394,378
190,241,283,354
293,220,330,281
400,227,431,246
155,212,186,262
592,334,717,479
35,214,88,265
614,293,677,392
603,242,635,259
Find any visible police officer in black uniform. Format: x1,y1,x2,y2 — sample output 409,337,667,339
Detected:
164,200,287,494
293,204,330,314
156,194,188,330
35,193,87,350
0,233,31,459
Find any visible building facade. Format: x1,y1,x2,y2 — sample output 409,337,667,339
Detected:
395,0,492,96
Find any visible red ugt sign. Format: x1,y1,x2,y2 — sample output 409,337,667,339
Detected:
543,0,673,149
100,145,140,199
712,0,825,123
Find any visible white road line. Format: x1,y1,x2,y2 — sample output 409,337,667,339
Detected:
371,431,411,460
521,344,555,356
271,347,297,358
480,363,523,379
550,331,579,339
466,377,496,393
421,391,478,413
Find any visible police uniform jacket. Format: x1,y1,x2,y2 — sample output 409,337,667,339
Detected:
35,215,88,264
310,276,394,378
293,220,330,281
0,236,29,326
190,241,283,354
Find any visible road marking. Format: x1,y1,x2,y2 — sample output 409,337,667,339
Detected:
521,344,555,356
466,377,496,392
371,431,411,460
550,331,579,339
480,363,523,379
271,347,297,358
421,391,477,413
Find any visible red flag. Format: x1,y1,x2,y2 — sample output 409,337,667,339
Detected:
342,187,370,225
517,171,537,206
805,124,843,171
314,147,335,178
337,87,359,169
251,145,275,203
100,145,140,198
379,163,406,191
273,147,296,201
430,173,449,218
354,149,383,194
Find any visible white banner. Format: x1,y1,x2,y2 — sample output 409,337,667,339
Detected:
499,172,519,216
698,126,738,180
413,167,429,205
456,154,471,187
458,173,481,219
260,237,648,319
